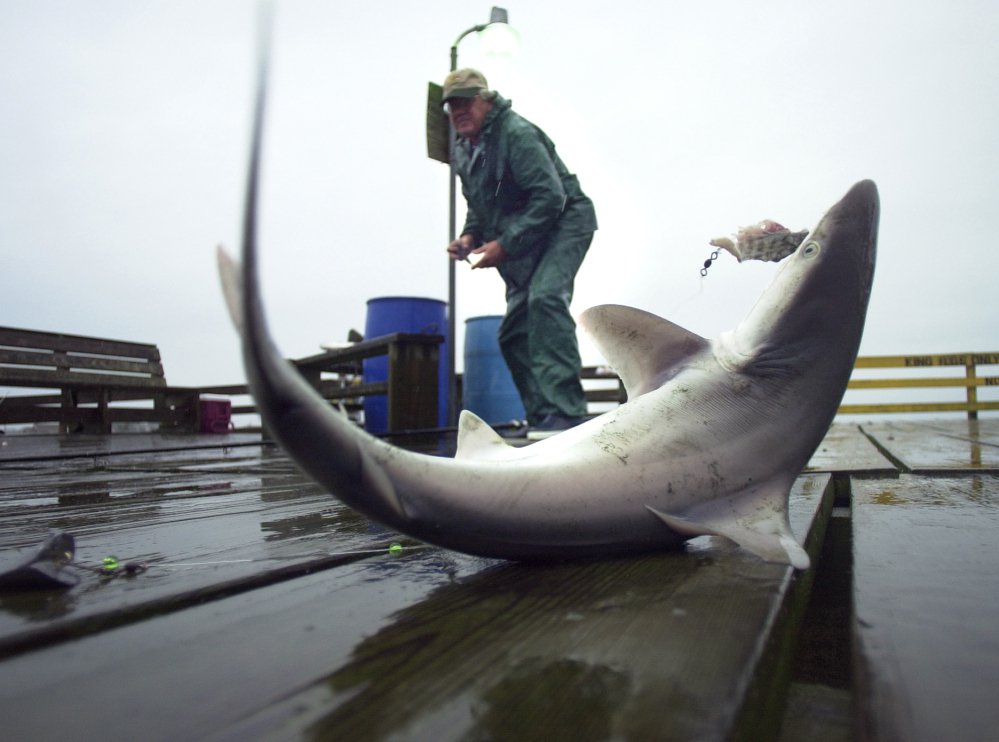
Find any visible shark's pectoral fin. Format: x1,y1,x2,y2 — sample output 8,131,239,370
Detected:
646,485,810,570
216,245,244,333
579,304,709,399
455,410,519,461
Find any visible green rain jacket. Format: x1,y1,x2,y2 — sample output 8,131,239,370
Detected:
454,95,597,289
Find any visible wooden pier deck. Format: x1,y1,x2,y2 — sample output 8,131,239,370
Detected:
0,419,996,741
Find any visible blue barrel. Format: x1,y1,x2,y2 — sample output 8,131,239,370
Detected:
362,297,448,433
463,315,525,424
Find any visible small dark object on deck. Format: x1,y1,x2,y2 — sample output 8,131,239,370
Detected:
124,561,149,576
0,531,79,591
97,557,149,578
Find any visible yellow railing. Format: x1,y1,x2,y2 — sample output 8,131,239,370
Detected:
583,354,999,420
838,352,999,419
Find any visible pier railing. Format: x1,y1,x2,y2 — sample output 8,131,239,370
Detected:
580,353,999,420
837,352,999,419
5,338,993,434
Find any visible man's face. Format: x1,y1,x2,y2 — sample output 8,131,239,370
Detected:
447,96,492,143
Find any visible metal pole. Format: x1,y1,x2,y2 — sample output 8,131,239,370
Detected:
447,44,459,427
446,13,512,426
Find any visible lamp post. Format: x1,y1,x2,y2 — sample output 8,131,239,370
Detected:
444,7,518,427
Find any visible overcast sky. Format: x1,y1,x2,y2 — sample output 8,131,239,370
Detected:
2,0,997,391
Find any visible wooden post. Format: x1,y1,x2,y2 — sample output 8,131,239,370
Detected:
386,338,439,432
966,356,978,421
59,388,75,434
96,389,111,434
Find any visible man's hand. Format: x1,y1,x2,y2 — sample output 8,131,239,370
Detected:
470,240,507,269
447,234,476,262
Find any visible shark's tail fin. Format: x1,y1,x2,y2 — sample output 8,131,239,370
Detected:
218,14,406,528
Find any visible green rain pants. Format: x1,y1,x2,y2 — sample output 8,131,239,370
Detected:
498,228,594,425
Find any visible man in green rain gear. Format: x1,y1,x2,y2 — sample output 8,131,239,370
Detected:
444,69,597,439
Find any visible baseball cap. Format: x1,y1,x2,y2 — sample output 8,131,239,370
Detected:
441,68,489,104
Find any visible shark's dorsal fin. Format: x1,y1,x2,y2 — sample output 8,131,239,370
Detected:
579,304,709,398
646,481,810,569
455,410,519,461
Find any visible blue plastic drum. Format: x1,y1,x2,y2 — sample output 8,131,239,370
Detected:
362,297,448,433
463,315,525,424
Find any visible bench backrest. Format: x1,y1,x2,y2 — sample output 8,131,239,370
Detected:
0,326,166,390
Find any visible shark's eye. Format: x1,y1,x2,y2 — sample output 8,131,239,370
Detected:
801,241,820,258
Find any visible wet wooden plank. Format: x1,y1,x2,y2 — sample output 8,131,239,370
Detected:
859,418,999,472
806,423,899,476
851,475,999,742
0,431,265,462
0,474,832,741
0,445,404,655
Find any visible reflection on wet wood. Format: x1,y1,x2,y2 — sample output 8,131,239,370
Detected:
0,442,404,655
269,478,829,741
859,418,999,472
851,475,999,742
806,423,898,476
0,475,831,741
0,430,264,463
0,419,996,739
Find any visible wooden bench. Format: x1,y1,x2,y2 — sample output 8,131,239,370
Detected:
0,327,199,434
201,332,444,435
295,332,442,433
0,327,443,436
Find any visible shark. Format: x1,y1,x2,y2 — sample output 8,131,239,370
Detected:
218,50,879,571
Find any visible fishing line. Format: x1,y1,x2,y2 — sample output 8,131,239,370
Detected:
664,265,712,317
158,544,416,569
70,543,423,578
2,531,425,590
